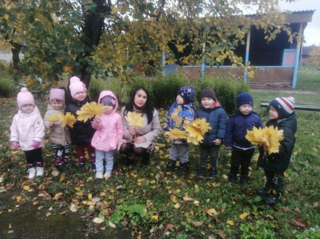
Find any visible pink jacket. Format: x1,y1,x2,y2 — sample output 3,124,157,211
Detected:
10,106,45,151
91,91,124,152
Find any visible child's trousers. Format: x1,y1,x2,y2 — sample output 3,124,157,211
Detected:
25,148,43,168
199,145,220,169
264,169,285,192
169,144,189,163
230,147,255,176
76,143,95,162
95,149,115,172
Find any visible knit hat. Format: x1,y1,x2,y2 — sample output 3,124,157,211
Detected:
237,92,254,108
269,96,295,119
177,86,195,104
69,76,87,98
50,88,65,103
17,87,35,108
199,87,216,101
101,96,116,107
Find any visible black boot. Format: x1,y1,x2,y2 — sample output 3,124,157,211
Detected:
178,162,189,175
208,167,217,179
265,191,284,205
141,154,150,165
240,175,249,186
257,185,272,197
165,159,175,172
197,167,206,178
228,173,237,184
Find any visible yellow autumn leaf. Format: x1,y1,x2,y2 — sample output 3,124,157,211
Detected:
227,220,235,226
293,151,298,156
76,102,105,122
125,111,144,129
48,113,64,123
63,64,73,73
167,128,187,140
23,185,30,191
53,192,63,201
206,208,218,217
245,126,283,154
239,212,250,220
16,196,22,202
171,195,178,204
151,215,159,221
186,118,212,145
61,113,77,128
170,108,183,125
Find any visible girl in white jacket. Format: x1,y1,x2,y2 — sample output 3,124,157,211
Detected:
10,88,45,179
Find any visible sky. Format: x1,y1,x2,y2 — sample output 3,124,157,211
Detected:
278,0,320,46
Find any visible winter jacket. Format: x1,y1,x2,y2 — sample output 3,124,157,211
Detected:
120,107,162,151
258,112,297,173
225,111,263,149
195,102,227,146
91,91,124,152
163,102,195,144
44,103,71,146
10,106,45,151
65,96,96,145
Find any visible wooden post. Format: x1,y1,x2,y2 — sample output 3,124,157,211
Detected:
244,27,251,83
292,23,303,88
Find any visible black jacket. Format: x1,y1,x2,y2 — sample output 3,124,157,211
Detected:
258,113,297,173
65,96,96,145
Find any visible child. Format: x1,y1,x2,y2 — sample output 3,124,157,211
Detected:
10,87,45,179
65,76,96,170
91,91,124,179
44,88,71,172
225,92,263,186
195,87,227,178
163,86,195,175
257,96,297,205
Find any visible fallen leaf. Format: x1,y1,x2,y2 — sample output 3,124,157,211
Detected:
93,217,104,224
109,221,116,228
166,224,175,230
227,220,234,226
291,218,308,228
183,197,194,201
192,221,203,227
51,170,59,177
69,204,78,212
239,212,250,220
171,195,178,204
23,185,30,191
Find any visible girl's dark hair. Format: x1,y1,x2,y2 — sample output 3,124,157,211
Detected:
125,87,154,124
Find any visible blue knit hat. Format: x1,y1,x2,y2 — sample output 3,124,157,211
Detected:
237,92,253,108
177,86,195,104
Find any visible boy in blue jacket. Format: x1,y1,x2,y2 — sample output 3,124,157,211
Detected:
225,92,263,186
195,87,227,178
164,86,195,175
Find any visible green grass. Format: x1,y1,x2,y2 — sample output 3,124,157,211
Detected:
296,65,320,91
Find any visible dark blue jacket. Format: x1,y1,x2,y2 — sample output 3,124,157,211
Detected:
258,113,297,173
65,96,96,145
225,111,263,149
195,102,227,146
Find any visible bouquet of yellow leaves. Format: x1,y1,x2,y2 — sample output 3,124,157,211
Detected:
125,112,144,129
48,112,77,128
165,128,187,143
76,102,105,122
245,126,284,155
186,118,212,145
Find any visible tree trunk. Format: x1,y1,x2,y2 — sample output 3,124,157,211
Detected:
11,41,23,75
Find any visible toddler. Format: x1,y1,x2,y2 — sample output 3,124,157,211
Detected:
91,91,124,178
225,92,263,186
65,76,96,170
164,86,195,175
195,87,227,178
257,96,297,205
44,88,71,172
10,87,45,179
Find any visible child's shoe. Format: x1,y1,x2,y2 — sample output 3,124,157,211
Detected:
178,162,189,175
240,175,249,186
27,167,36,179
208,168,217,179
63,154,71,164
36,167,44,177
165,160,175,172
56,164,68,172
104,171,112,178
141,154,150,165
90,162,96,171
79,161,85,169
228,173,237,184
95,172,104,179
197,167,206,178
257,186,271,197
264,191,284,205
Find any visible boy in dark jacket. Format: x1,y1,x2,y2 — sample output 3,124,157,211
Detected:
225,92,263,186
195,87,227,178
65,76,96,170
163,86,195,175
257,96,297,205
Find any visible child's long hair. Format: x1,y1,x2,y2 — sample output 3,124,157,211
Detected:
125,87,154,124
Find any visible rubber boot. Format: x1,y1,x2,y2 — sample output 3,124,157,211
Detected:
178,161,189,175
165,159,175,172
228,173,237,184
265,190,284,205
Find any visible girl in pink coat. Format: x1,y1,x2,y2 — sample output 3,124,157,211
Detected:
10,88,45,179
91,90,124,179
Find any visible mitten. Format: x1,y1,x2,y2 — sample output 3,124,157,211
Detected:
33,141,40,149
11,141,18,149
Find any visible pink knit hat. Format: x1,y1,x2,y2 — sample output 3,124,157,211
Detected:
17,87,35,108
69,76,87,98
50,88,65,103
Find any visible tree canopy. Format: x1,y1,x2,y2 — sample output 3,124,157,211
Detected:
0,0,297,86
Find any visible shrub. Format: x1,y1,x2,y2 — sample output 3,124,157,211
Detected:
194,74,249,115
0,77,15,97
88,77,106,102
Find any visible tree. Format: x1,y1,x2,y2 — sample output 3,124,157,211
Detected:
1,0,297,87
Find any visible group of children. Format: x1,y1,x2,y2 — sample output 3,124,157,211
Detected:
10,78,297,205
